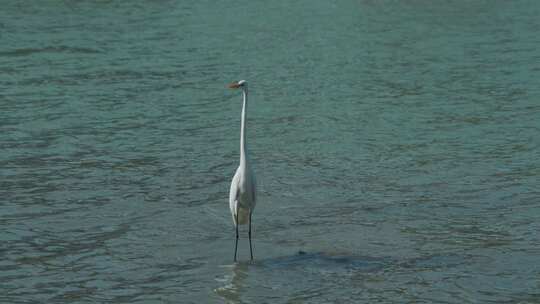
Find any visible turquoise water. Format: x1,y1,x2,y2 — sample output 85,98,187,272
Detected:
1,0,540,303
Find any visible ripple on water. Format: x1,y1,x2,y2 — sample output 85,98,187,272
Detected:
2,0,540,303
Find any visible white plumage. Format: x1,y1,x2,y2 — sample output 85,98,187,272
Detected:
227,80,256,261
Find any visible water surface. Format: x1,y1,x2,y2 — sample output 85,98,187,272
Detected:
1,0,540,303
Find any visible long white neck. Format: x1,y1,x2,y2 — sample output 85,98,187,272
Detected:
240,89,248,165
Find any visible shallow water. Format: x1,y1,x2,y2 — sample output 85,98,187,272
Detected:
1,0,540,303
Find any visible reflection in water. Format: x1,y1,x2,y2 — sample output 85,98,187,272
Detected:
215,263,250,304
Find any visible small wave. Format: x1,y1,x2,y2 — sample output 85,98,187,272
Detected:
0,46,101,57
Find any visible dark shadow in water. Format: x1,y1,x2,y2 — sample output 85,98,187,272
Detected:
214,250,478,303
258,250,388,273
258,250,477,272
214,251,390,303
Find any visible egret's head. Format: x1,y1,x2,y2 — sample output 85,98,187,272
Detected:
228,80,247,89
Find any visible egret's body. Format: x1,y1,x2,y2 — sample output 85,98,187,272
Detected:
228,80,256,262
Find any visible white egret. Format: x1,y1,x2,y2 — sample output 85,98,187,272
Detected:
228,80,256,262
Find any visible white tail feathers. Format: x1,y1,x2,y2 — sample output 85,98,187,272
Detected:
233,207,250,225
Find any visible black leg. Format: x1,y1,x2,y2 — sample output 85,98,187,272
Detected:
234,211,239,262
249,210,253,260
